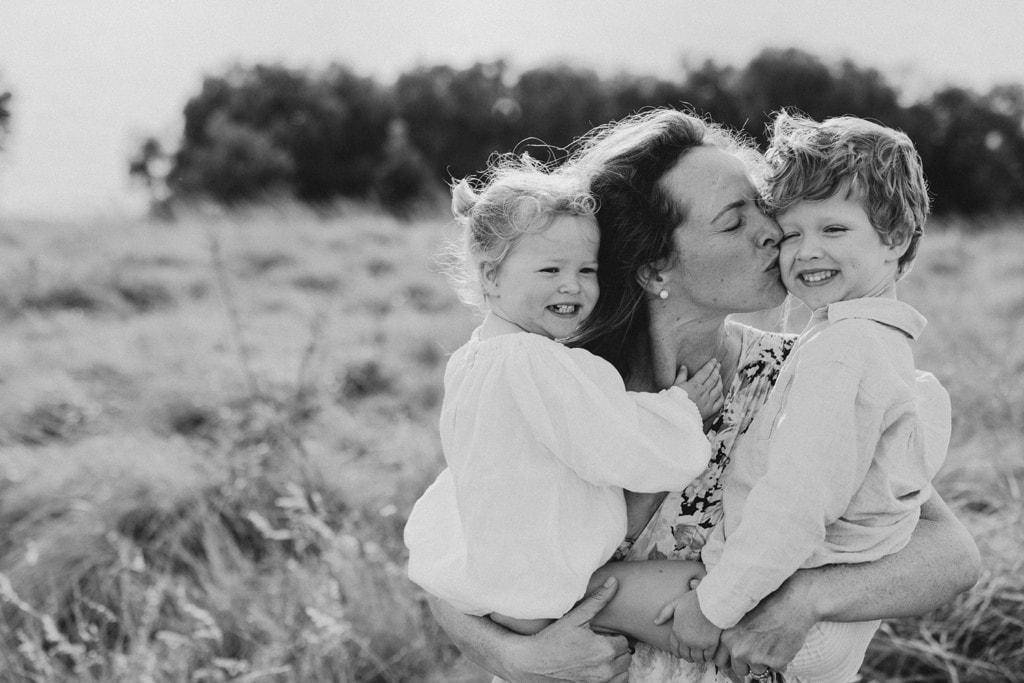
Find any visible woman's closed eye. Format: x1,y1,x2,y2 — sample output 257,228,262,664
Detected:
724,217,746,232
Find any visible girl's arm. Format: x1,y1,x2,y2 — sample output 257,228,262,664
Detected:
719,492,980,673
427,578,633,683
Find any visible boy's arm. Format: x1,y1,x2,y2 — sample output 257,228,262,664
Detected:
720,492,980,672
426,580,633,683
696,357,871,629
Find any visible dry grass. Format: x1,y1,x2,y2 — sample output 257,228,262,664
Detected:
0,205,1020,681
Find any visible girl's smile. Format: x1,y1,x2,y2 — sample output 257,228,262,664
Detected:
483,214,600,340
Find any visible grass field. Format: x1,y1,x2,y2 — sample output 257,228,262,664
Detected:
0,205,1020,682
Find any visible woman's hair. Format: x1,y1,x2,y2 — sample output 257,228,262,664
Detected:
564,108,762,378
762,111,930,277
443,153,596,312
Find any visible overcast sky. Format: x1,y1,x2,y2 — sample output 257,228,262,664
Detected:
1,0,1022,219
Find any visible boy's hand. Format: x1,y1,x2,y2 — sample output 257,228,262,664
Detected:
674,359,724,424
653,590,722,662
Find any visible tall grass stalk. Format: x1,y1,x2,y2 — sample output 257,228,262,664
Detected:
0,208,1019,681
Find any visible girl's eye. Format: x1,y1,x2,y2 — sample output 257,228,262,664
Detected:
580,267,597,275
824,225,847,234
540,267,559,273
780,232,798,242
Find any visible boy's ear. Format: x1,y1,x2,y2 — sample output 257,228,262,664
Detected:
885,231,913,262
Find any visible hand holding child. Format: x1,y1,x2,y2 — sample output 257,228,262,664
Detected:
675,359,724,424
654,586,722,663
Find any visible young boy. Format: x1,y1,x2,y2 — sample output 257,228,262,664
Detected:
657,113,952,682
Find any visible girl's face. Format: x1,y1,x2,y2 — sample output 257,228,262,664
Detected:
658,147,786,315
777,190,904,311
484,214,600,340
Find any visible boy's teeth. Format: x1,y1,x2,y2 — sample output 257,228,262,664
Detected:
802,271,835,283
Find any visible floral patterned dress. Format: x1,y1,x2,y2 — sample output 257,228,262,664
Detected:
626,324,794,682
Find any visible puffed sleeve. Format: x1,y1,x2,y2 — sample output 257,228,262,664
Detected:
503,338,711,493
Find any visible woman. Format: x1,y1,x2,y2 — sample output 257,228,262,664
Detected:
426,109,980,682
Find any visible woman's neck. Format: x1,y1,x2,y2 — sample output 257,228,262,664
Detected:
640,306,736,392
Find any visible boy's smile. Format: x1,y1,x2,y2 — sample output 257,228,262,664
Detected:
777,189,908,311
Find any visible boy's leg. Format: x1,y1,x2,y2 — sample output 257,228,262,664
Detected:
586,559,705,653
787,619,881,682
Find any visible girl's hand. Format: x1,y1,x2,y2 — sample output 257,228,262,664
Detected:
674,359,724,424
653,591,721,662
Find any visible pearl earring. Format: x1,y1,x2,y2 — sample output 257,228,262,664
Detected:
659,289,669,300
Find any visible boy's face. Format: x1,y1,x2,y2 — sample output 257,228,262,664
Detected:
776,190,906,311
484,214,600,340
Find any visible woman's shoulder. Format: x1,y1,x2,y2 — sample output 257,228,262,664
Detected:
726,320,796,370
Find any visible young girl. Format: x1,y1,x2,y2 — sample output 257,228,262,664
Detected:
658,113,952,681
403,156,721,634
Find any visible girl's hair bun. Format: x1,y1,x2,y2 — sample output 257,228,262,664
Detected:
450,178,478,219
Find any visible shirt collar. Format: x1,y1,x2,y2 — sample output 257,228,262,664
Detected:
807,297,927,340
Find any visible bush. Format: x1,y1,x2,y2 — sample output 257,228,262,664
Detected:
142,51,1024,216
169,64,395,207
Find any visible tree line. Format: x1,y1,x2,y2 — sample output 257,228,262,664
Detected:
129,48,1024,218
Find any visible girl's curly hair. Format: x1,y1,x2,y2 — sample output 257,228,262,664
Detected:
442,153,596,313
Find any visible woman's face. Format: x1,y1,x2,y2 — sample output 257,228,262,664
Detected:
658,146,786,315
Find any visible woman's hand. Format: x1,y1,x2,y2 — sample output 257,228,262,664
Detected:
717,576,814,675
515,578,633,683
429,577,632,683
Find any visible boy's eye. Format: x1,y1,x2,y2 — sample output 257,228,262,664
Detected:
780,232,798,242
540,267,559,273
824,225,847,234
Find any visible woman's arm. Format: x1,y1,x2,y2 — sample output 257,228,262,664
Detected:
719,492,980,672
427,578,633,683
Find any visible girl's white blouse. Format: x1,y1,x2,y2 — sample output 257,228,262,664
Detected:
404,329,710,619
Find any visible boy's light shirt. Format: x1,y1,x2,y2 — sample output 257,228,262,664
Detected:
696,297,951,629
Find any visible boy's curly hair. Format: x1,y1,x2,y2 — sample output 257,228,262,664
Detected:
763,111,930,277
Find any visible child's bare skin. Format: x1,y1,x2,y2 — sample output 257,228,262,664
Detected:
675,358,724,427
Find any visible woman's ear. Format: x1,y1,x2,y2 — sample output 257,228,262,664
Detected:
637,259,671,297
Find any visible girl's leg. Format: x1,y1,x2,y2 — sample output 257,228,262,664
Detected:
488,613,554,635
586,559,705,652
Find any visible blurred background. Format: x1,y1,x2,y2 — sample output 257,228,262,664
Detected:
0,2,1022,681
1,0,1023,218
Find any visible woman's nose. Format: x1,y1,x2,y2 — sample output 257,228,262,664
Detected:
757,216,782,250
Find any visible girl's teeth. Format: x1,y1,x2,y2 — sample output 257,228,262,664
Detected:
552,305,576,314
